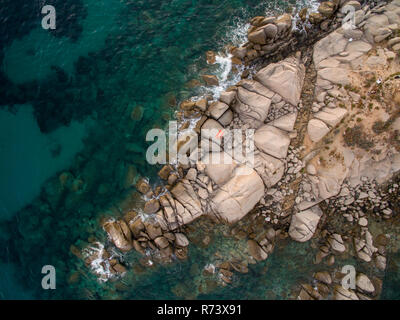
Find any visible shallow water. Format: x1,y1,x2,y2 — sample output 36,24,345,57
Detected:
1,0,399,300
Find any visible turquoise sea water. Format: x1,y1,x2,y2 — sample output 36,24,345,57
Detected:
0,0,399,300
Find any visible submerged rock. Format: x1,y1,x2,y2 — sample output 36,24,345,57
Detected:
202,75,219,86
248,240,268,261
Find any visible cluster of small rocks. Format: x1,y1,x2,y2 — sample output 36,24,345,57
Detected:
298,269,382,300
328,177,395,222
265,100,298,122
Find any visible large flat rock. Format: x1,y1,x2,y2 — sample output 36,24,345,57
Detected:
318,67,350,85
254,56,305,106
254,151,285,188
233,86,271,128
268,112,297,132
307,118,330,142
313,31,348,66
210,165,264,224
254,124,291,159
289,205,323,242
314,107,348,127
203,152,238,186
171,180,203,217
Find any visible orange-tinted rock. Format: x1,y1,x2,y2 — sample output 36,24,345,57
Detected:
158,164,174,180
202,74,219,86
136,178,151,194
103,220,132,252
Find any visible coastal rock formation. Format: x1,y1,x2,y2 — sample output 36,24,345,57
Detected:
307,119,330,142
289,205,323,242
255,56,305,106
95,0,400,299
254,125,291,159
233,85,272,127
103,220,132,252
253,152,285,188
210,165,264,224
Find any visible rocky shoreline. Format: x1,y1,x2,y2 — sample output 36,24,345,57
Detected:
82,0,400,300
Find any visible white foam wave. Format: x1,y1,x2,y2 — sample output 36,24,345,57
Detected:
207,53,244,100
82,242,114,283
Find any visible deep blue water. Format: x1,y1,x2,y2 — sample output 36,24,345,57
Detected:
1,0,399,300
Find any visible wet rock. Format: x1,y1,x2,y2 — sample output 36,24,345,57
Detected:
128,218,145,238
180,100,196,111
232,46,247,59
206,51,216,64
314,271,332,285
233,86,272,127
218,109,233,126
318,1,336,18
262,24,278,39
112,263,127,274
175,233,189,247
154,236,170,249
145,222,163,240
144,199,160,214
136,178,151,194
275,13,292,33
103,220,133,252
248,240,268,261
309,12,324,24
133,240,145,254
220,90,236,106
174,246,188,260
195,99,208,112
202,75,219,86
158,165,174,180
356,273,375,294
